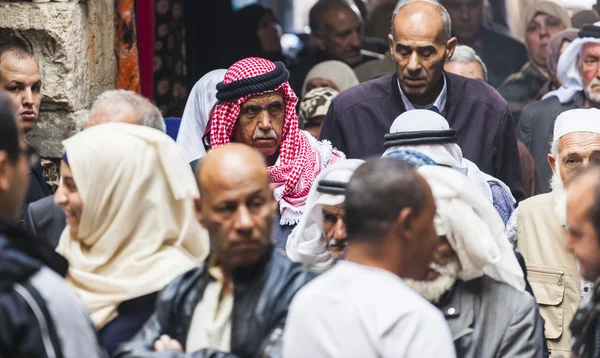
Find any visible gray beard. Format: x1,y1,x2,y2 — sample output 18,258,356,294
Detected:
550,168,567,228
404,259,460,303
584,79,600,104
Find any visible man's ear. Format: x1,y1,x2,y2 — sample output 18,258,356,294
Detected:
548,153,557,174
269,186,278,215
395,207,414,243
445,37,457,61
388,33,395,55
0,152,11,193
194,198,205,228
311,32,327,52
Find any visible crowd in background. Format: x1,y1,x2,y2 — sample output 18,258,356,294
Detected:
4,0,600,357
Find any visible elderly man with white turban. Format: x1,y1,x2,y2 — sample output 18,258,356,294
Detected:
507,108,600,356
518,23,600,193
407,165,544,358
382,109,515,224
286,160,363,272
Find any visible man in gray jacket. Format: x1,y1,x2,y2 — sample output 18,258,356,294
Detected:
407,165,544,358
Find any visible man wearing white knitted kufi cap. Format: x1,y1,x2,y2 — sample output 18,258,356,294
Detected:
286,159,364,272
404,165,543,357
382,109,515,224
507,108,600,356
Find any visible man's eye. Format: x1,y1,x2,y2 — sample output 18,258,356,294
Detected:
7,87,18,92
324,214,337,223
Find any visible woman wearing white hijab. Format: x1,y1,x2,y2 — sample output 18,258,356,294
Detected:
301,60,360,99
55,123,209,355
177,69,227,163
286,159,363,273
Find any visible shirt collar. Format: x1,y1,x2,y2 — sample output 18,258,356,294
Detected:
397,73,447,112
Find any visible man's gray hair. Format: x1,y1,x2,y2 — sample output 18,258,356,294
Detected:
391,0,451,40
448,45,488,82
90,90,166,132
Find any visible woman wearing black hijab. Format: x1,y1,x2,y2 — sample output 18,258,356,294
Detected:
229,5,291,66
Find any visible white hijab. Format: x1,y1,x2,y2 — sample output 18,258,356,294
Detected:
286,159,363,272
301,60,360,98
382,110,514,205
57,123,210,329
177,69,227,163
418,166,525,292
543,22,600,103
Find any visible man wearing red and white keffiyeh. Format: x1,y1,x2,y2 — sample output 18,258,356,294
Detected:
210,57,344,247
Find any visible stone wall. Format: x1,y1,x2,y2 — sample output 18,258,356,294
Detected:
0,0,114,158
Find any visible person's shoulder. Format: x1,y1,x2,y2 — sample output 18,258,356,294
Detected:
482,26,527,50
330,74,394,114
477,275,536,305
521,192,554,207
270,249,318,286
448,73,509,113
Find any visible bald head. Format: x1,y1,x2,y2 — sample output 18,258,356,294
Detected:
198,144,268,197
196,143,276,272
391,0,451,42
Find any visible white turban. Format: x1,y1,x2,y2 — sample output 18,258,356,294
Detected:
382,109,514,205
543,22,600,103
418,166,525,292
177,69,227,163
285,159,364,272
553,108,600,140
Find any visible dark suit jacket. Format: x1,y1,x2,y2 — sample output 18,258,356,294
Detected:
23,195,66,248
517,92,584,193
320,72,524,201
25,152,52,205
480,26,529,88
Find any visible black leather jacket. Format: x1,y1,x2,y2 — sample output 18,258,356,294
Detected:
114,246,315,358
571,279,600,358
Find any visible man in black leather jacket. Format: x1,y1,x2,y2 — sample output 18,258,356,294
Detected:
115,144,315,358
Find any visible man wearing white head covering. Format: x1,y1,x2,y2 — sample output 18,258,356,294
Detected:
382,109,515,224
518,23,600,193
176,69,226,163
286,159,363,272
406,165,543,357
507,108,600,356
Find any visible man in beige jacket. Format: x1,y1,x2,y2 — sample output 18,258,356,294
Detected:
506,108,600,357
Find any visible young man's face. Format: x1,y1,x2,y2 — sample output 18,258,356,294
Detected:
566,173,600,282
0,53,41,134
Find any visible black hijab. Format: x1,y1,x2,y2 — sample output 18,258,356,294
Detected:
230,5,284,64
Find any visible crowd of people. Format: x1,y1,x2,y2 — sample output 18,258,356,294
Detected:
5,0,600,357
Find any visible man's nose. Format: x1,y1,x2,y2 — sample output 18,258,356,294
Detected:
257,110,272,129
407,52,421,72
23,88,34,105
234,205,253,233
349,30,361,49
333,219,347,240
460,6,471,22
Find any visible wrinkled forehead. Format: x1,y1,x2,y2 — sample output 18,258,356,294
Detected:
0,54,40,81
580,41,600,59
558,131,600,155
240,90,285,107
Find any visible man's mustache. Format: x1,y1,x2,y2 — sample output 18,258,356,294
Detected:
253,128,277,140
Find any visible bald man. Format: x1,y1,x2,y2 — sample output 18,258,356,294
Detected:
320,0,524,202
23,90,166,247
116,144,315,358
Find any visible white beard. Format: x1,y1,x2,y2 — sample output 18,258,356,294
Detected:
585,77,600,104
550,167,567,228
404,259,461,303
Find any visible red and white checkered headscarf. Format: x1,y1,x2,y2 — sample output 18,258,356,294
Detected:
210,57,320,222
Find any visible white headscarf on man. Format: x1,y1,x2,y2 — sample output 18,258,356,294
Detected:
286,159,363,272
543,22,600,103
382,110,514,205
301,60,360,98
177,69,227,163
57,123,210,329
418,165,525,292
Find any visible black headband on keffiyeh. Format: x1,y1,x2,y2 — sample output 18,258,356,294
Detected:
383,129,458,148
316,180,347,195
579,24,600,39
215,61,289,102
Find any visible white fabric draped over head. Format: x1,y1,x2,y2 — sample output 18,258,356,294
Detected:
543,22,600,103
418,166,525,292
177,69,227,162
383,110,514,205
286,159,364,272
57,123,210,329
301,60,360,98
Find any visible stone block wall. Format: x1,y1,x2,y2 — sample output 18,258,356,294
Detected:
0,0,114,158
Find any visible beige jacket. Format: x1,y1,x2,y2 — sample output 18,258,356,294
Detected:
517,192,581,357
